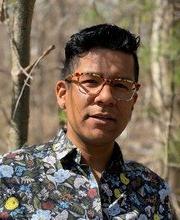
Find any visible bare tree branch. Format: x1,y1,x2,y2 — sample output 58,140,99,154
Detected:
11,39,33,80
12,44,55,119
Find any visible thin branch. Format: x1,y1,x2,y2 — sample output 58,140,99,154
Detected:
26,44,55,74
12,44,55,119
11,39,33,79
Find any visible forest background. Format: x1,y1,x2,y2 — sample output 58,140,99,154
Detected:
0,0,179,216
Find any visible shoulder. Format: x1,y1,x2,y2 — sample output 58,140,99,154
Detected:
0,141,53,178
123,160,172,211
0,142,54,201
122,160,174,218
124,160,165,181
124,160,170,197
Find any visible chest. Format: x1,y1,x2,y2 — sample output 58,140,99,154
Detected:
1,171,159,220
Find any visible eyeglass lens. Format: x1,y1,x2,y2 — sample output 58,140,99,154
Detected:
77,73,136,100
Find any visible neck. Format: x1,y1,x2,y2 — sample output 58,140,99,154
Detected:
80,143,114,172
66,130,114,180
79,143,114,181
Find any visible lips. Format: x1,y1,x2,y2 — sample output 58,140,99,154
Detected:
88,113,116,121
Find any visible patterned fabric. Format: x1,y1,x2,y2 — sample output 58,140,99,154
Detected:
0,129,172,219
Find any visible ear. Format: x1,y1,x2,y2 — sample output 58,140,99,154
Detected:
131,93,138,111
55,80,67,110
133,93,138,104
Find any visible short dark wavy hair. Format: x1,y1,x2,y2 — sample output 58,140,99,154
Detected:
62,24,140,82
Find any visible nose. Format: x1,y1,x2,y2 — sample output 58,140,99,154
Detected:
94,84,116,106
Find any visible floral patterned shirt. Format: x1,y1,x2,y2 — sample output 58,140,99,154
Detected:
0,129,172,219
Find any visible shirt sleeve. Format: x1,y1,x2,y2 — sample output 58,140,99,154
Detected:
153,178,174,219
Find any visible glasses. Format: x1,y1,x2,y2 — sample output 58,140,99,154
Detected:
65,72,140,101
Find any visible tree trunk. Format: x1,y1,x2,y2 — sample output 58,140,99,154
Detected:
150,0,173,176
150,0,172,110
8,0,36,148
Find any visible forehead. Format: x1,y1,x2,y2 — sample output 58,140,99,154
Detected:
74,48,135,80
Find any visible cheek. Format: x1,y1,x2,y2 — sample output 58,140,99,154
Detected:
117,103,133,120
66,92,88,120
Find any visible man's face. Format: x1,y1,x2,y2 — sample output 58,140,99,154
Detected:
56,48,138,147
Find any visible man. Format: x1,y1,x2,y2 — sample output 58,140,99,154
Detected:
0,24,172,219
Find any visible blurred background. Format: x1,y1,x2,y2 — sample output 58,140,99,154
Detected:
0,0,179,215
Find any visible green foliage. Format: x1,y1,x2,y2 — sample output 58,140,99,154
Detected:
79,7,104,26
58,109,67,125
168,130,180,164
170,23,180,87
144,104,160,119
6,0,16,4
169,22,180,61
139,45,151,75
140,0,155,12
139,0,155,22
81,8,98,23
174,65,180,87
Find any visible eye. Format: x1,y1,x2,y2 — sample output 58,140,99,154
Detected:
82,79,98,84
80,74,102,87
113,81,129,90
115,83,127,89
81,79,100,88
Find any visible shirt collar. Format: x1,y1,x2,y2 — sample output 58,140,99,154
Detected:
50,128,78,161
50,128,124,170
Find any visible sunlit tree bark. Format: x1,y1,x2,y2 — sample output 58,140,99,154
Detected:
150,0,179,216
150,0,173,173
9,0,36,148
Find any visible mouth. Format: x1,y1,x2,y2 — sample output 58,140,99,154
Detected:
88,113,116,122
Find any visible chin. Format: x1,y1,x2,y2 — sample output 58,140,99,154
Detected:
84,128,119,144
